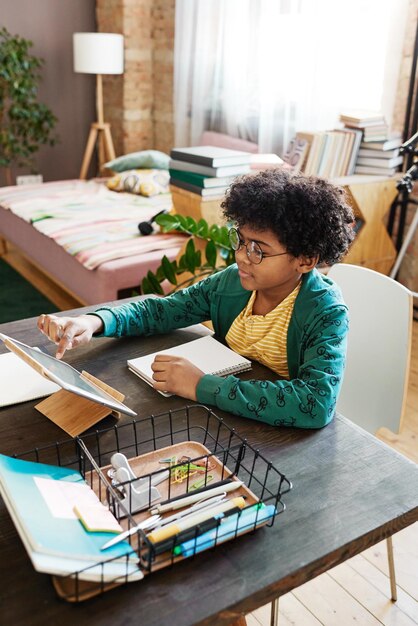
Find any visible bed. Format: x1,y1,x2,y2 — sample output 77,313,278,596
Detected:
0,180,186,305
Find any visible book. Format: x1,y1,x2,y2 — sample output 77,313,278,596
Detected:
169,158,251,178
169,168,237,189
361,128,389,141
170,146,252,168
170,179,229,198
283,137,310,171
249,153,284,170
358,147,400,159
303,132,325,175
127,336,252,397
346,128,363,176
0,454,141,582
339,110,386,126
356,155,403,168
360,133,402,151
354,164,398,176
333,129,356,177
0,351,60,407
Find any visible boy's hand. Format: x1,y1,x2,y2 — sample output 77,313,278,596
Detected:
151,355,203,400
37,313,103,359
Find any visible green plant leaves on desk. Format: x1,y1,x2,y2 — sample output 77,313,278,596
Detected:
140,214,235,296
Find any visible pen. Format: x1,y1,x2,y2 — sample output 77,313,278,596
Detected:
149,506,242,556
174,503,276,558
150,480,243,514
155,494,227,528
147,497,246,544
101,514,161,551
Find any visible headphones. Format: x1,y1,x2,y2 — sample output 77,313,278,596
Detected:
138,209,168,236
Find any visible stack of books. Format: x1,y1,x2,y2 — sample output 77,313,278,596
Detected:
354,132,404,176
339,110,389,143
292,128,363,178
169,146,253,224
169,146,252,198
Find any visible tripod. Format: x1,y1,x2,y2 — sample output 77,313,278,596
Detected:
389,133,418,280
79,74,117,180
387,20,418,284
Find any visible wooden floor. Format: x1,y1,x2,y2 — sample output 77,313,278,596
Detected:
249,323,418,626
2,249,418,625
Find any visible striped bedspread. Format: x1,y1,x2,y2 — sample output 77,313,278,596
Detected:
0,180,186,270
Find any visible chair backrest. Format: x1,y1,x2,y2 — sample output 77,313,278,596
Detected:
327,263,413,435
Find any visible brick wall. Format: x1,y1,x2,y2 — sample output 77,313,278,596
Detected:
96,0,174,156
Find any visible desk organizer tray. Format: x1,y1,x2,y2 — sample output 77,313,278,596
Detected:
7,404,292,602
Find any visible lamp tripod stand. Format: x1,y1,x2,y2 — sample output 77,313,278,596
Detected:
79,74,116,180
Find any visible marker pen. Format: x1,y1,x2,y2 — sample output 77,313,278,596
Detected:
147,497,246,544
174,503,276,558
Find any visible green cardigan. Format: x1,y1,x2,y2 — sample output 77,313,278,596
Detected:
94,265,348,429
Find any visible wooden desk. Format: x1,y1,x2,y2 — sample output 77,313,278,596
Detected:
1,309,418,626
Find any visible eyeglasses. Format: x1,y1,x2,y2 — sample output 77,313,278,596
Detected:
228,227,287,265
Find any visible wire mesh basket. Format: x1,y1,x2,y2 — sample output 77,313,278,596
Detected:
13,404,292,601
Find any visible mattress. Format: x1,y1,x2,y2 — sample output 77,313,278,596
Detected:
0,180,185,305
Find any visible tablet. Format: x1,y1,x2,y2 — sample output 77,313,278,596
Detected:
0,333,137,418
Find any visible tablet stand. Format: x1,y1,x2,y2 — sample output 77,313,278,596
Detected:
35,371,124,437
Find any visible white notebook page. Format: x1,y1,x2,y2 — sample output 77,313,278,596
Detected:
0,351,59,407
127,335,251,390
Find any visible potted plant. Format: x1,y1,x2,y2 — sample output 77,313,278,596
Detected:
140,213,235,295
0,27,58,185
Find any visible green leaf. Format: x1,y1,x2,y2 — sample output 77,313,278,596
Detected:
155,265,166,282
161,255,177,285
205,240,217,268
178,254,188,271
196,219,209,238
185,216,197,232
155,213,180,230
185,238,197,273
146,270,164,295
209,224,220,240
176,214,189,230
141,276,153,295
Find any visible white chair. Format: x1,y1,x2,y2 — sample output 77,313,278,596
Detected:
324,264,412,600
270,263,413,625
327,263,413,437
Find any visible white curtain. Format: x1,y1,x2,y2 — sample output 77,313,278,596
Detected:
174,0,410,156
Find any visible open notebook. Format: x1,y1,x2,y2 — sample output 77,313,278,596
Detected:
0,351,60,408
127,336,252,396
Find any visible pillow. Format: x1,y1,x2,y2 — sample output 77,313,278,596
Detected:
105,150,170,172
107,169,170,197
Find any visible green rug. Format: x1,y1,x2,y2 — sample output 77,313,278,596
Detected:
0,259,58,324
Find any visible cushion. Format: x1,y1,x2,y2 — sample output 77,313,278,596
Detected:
107,169,170,197
105,150,170,172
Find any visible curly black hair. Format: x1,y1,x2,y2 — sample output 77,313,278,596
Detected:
221,168,355,265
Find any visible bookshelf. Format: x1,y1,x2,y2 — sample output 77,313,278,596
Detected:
171,175,398,276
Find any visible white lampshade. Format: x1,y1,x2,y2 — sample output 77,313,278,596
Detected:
73,33,124,75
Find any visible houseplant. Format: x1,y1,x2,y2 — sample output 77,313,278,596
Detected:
140,213,235,295
0,27,58,185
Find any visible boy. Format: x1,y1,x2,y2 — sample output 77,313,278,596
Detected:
38,169,354,429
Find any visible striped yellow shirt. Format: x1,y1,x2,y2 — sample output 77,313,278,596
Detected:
225,283,301,379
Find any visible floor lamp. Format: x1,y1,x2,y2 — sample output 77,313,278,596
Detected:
73,33,124,180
